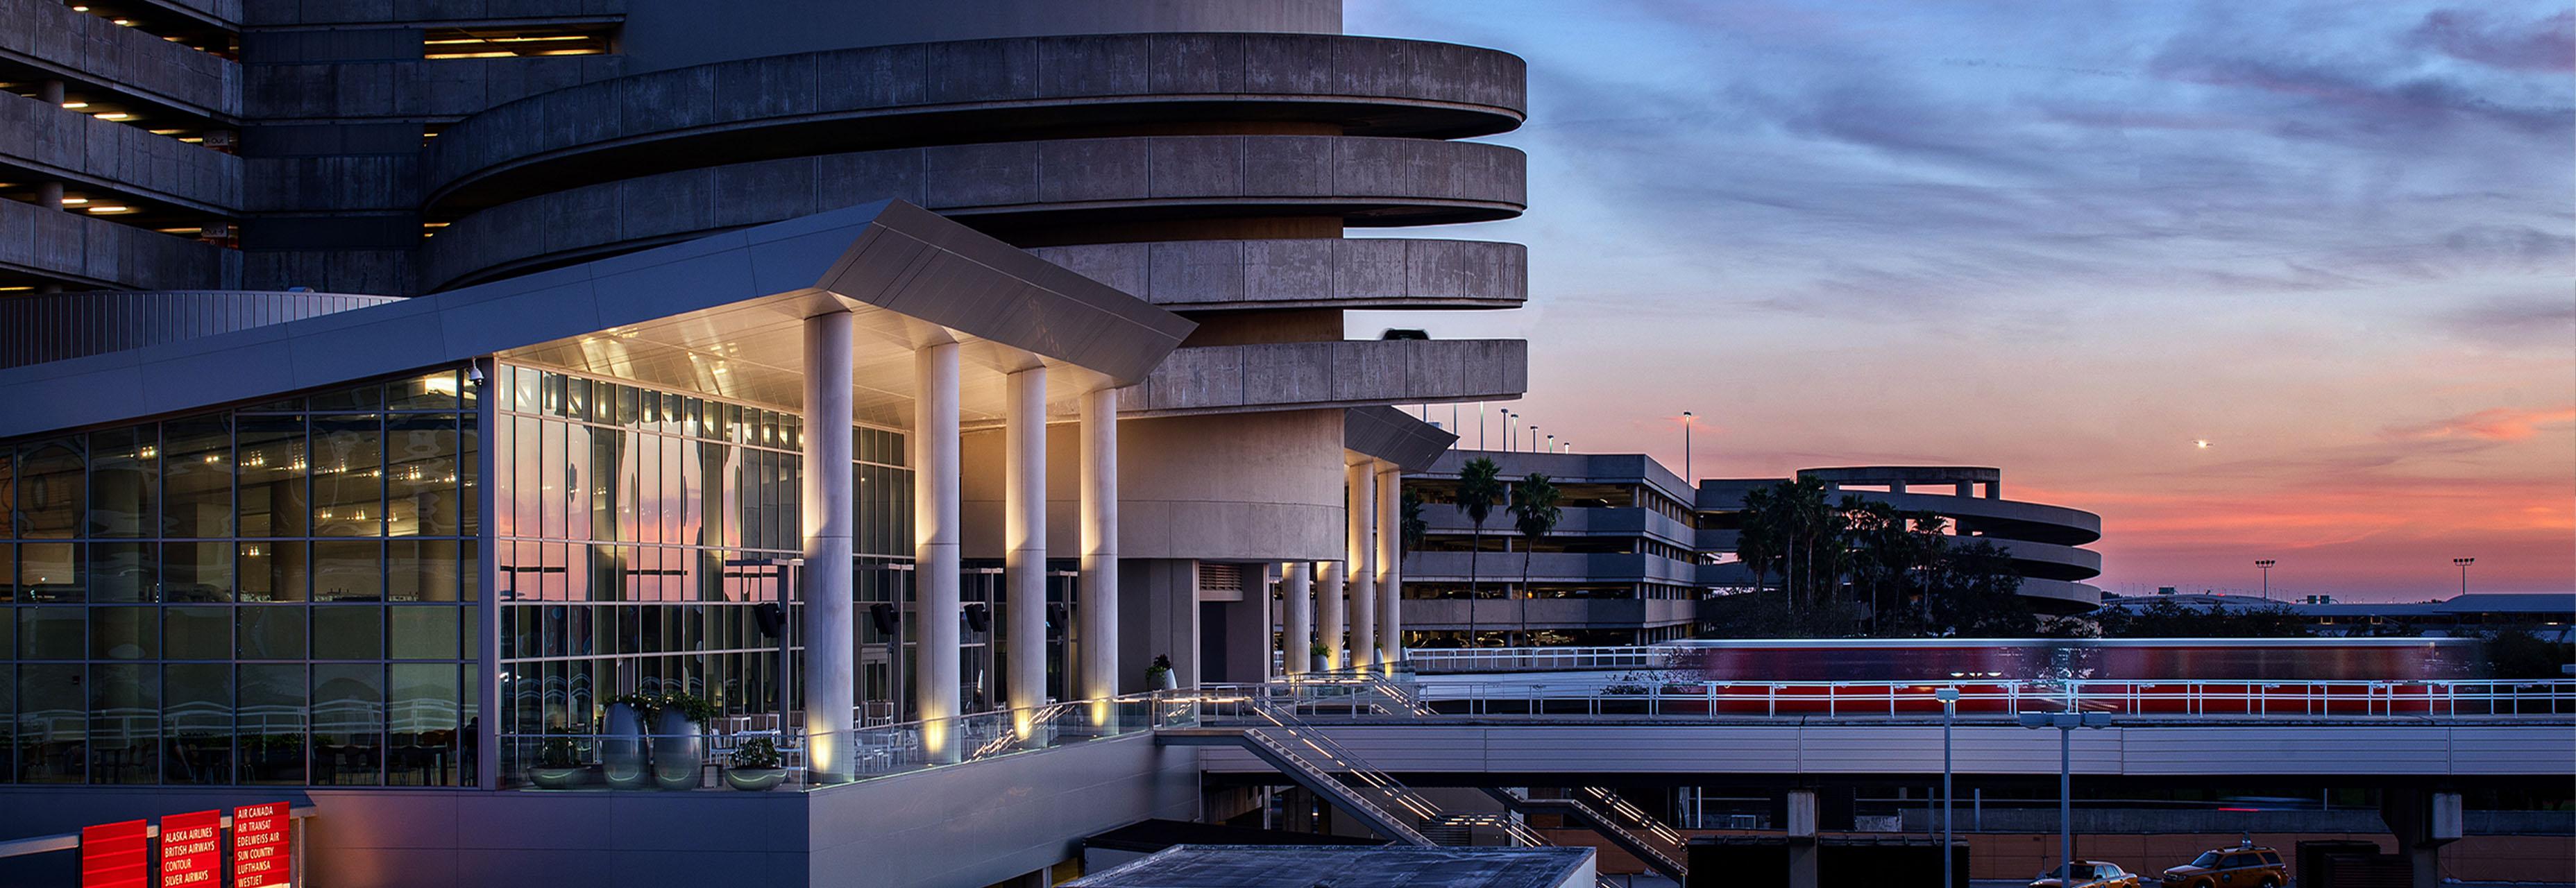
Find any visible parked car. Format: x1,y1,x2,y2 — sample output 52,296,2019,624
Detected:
2160,842,2287,888
2031,861,2142,888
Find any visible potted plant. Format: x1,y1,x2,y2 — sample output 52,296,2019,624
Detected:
602,694,653,789
1145,654,1177,691
529,737,589,789
651,692,720,790
1310,644,1331,673
724,737,787,791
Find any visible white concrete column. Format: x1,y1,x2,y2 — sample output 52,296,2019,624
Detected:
1079,388,1121,720
1316,559,1344,669
800,312,856,781
1375,462,1403,666
913,342,961,763
1004,366,1047,742
1282,561,1313,675
1346,461,1378,667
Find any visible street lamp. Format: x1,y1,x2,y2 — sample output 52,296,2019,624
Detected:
1937,686,1960,888
1681,411,1694,482
2453,557,2474,597
2019,706,2112,888
2254,559,2276,601
1504,410,1516,453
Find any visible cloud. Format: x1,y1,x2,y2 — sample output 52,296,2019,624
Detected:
2434,292,2576,348
2385,406,2576,441
2409,9,2576,72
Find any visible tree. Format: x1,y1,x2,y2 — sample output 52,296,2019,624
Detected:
1400,489,1429,553
1507,472,1564,646
1455,457,1506,647
1920,539,2033,637
2094,598,2314,638
2481,627,2575,679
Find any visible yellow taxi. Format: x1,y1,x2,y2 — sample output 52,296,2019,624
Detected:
2029,861,2142,888
2158,842,2287,888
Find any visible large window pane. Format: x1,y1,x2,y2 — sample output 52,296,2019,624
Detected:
312,415,384,537
164,606,231,660
19,541,79,602
385,414,458,537
313,606,383,660
163,541,232,603
164,663,233,785
162,416,234,538
88,541,154,602
87,425,156,538
18,664,85,782
15,437,85,539
388,664,459,786
388,607,458,660
239,540,305,602
513,416,540,539
388,539,458,602
88,663,158,785
237,606,306,660
312,664,382,786
459,418,480,537
90,606,158,660
237,664,305,784
312,540,382,601
237,417,307,538
386,369,461,411
17,607,82,660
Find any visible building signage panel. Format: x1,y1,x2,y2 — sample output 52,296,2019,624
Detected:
157,810,223,888
231,803,293,888
80,819,150,888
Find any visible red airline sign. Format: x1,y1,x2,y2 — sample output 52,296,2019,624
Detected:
230,802,293,888
80,819,149,888
156,810,223,888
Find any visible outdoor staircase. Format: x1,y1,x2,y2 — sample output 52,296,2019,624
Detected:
1166,685,1626,887
1158,726,1432,846
1478,787,1690,882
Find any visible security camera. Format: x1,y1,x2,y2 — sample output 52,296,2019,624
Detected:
466,365,487,386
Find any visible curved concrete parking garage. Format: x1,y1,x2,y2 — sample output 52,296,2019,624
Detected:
421,33,1527,212
421,135,1528,290
1031,238,1525,311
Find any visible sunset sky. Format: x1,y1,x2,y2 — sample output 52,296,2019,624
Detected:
1348,1,2575,600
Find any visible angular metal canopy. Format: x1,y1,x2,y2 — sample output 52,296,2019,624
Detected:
0,200,1196,436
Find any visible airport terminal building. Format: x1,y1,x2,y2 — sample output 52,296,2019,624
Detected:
1,1,1529,883
1401,452,2105,646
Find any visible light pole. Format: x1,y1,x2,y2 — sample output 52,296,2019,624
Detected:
1530,425,1539,454
2453,557,2473,597
1937,686,1960,888
1681,411,1693,482
1545,433,1554,453
1503,410,1516,452
2255,559,2275,601
2019,704,2112,888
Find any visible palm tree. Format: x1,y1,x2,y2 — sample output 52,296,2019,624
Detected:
1507,473,1563,646
1456,457,1506,647
1400,490,1430,553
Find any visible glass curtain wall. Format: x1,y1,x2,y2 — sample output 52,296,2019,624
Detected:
490,365,910,778
1,369,480,787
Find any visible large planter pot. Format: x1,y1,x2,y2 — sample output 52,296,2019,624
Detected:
602,703,651,789
724,768,787,792
529,765,591,789
1310,655,1329,672
650,709,706,790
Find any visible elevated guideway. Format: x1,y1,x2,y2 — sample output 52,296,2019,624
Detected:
1186,678,2576,782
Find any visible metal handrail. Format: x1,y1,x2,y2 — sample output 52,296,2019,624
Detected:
1313,678,2576,722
